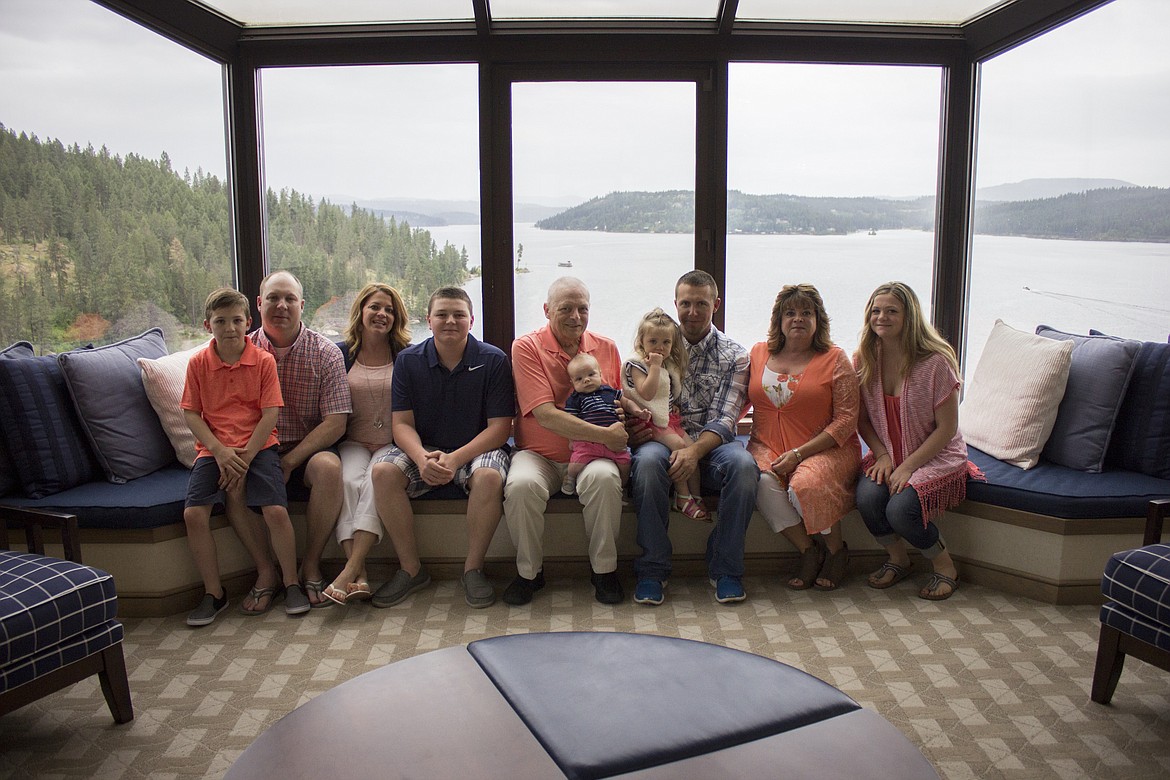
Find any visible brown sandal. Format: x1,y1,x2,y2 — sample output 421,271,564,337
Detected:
788,542,824,590
868,561,913,589
815,542,849,591
919,572,959,601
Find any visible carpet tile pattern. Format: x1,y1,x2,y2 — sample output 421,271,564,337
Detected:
1,575,1168,779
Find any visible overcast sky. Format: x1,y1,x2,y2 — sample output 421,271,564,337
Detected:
2,0,1167,204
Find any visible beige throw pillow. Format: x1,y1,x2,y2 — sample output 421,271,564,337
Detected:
960,320,1073,469
137,342,208,468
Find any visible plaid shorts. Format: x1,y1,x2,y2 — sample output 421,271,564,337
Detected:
373,444,511,498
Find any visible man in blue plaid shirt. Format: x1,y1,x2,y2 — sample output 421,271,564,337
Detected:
629,270,759,605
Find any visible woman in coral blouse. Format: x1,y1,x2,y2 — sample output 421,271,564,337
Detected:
853,281,983,601
748,284,861,591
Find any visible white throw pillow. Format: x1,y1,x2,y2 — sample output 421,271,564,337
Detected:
960,320,1073,469
137,342,208,468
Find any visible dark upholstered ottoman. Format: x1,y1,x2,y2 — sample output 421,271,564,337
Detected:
1092,503,1170,705
227,631,938,779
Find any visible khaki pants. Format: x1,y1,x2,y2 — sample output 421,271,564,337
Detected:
503,449,622,579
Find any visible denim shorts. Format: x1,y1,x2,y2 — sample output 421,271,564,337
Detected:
374,444,510,498
185,445,287,510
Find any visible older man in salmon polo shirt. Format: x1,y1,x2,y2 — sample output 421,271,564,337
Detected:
503,277,628,606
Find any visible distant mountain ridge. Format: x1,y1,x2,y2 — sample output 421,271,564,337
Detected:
342,197,562,226
535,183,1170,242
975,178,1136,202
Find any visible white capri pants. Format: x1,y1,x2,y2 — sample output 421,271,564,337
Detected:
756,470,806,533
336,440,394,544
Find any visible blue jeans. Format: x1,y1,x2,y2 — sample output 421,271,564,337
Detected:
855,475,943,555
630,440,759,582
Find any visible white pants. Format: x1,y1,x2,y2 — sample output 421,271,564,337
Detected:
503,449,622,579
756,470,805,533
336,440,394,544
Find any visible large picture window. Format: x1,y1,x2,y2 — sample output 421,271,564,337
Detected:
260,64,480,341
508,80,697,351
970,0,1170,369
725,63,942,356
0,0,230,352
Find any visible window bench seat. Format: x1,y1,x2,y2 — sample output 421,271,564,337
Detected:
4,451,1166,614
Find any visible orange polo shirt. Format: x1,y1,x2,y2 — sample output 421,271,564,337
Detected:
512,324,622,462
181,339,283,459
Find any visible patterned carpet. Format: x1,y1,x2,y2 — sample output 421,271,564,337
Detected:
2,573,1168,779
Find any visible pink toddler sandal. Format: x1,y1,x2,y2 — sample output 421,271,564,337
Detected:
674,494,710,522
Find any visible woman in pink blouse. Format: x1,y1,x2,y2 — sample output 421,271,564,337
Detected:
854,282,983,601
323,282,411,605
748,284,861,591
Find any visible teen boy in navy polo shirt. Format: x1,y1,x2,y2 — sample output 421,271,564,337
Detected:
368,287,515,608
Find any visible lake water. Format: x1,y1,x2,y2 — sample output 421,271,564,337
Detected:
424,222,1170,372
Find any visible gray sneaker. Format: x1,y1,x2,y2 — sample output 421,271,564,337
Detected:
186,591,228,627
372,566,432,608
461,569,496,608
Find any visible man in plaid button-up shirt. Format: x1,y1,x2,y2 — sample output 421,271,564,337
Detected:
629,270,758,606
231,271,352,611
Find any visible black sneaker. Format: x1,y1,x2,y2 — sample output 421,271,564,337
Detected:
502,570,545,605
591,570,624,604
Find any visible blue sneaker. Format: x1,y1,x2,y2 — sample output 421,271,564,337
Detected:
633,578,666,606
710,575,746,604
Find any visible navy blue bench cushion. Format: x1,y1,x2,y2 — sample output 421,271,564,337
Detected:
0,465,191,529
1,462,467,529
966,447,1170,518
0,551,119,672
468,632,858,780
1100,542,1170,652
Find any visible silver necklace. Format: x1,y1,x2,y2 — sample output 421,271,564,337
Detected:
361,360,391,428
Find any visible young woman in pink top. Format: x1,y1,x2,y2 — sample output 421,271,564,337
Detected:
854,282,983,601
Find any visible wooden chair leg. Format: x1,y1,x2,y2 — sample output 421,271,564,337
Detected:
1091,623,1125,705
98,643,134,724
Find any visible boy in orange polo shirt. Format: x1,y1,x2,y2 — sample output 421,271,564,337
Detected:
181,288,310,626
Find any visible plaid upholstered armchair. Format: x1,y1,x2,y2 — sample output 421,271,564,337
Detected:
1092,498,1170,705
0,506,133,723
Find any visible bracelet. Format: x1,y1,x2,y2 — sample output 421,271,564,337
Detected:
791,448,803,463
875,452,891,460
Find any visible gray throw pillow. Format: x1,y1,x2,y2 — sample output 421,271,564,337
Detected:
58,329,175,483
1035,325,1140,472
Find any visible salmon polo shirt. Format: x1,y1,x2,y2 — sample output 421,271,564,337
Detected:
181,338,283,460
512,324,621,463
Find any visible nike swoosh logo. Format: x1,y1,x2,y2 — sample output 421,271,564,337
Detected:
468,364,484,371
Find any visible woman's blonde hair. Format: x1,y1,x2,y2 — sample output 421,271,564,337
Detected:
854,281,959,387
767,284,832,354
343,283,411,361
633,308,688,378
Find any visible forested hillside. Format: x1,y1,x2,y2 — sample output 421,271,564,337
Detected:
0,125,468,351
535,190,934,234
973,187,1170,241
537,187,1170,241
